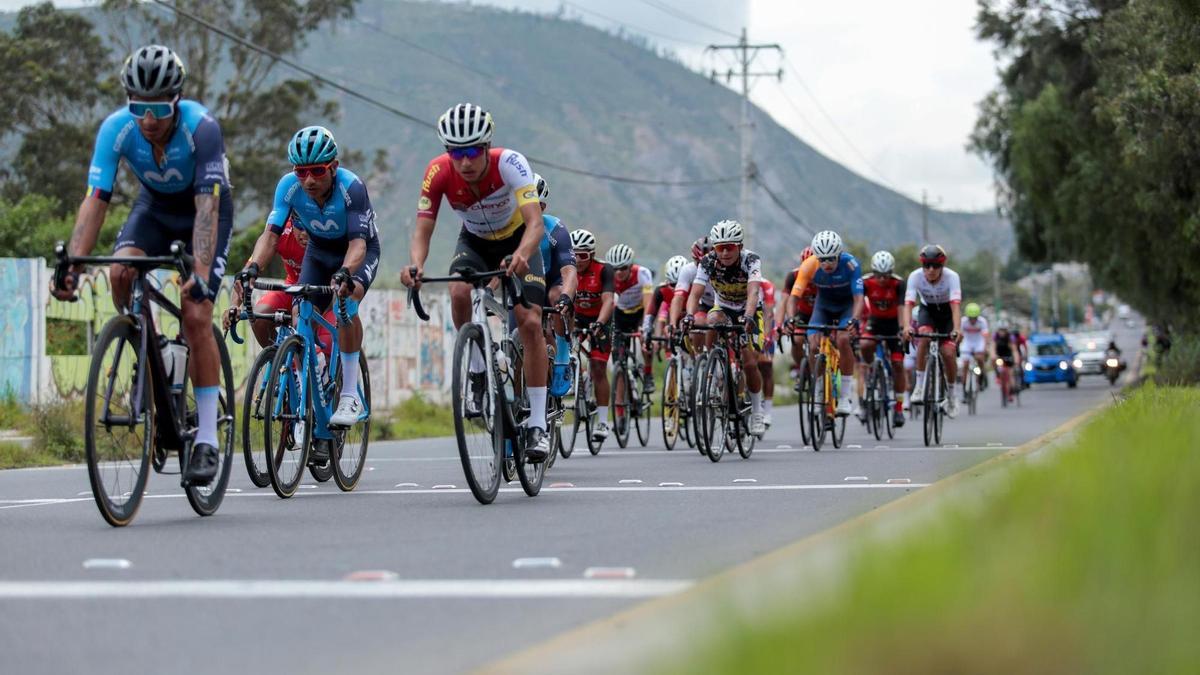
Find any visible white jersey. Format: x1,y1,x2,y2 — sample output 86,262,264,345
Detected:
615,265,654,313
675,261,715,307
904,267,962,308
960,316,990,340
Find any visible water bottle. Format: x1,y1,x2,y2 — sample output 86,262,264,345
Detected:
161,339,188,392
316,351,328,382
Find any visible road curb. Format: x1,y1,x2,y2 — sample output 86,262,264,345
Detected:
476,399,1111,675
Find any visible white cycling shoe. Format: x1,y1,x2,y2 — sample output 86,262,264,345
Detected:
591,420,610,443
750,413,766,436
330,395,363,427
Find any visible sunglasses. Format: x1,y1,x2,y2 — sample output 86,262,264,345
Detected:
446,145,487,160
574,250,593,261
614,264,631,272
128,100,175,120
923,262,944,270
817,255,838,264
293,163,333,179
714,243,740,254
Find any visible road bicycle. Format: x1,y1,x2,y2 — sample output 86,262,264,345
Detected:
54,241,234,527
863,338,899,441
780,326,815,446
911,332,955,447
694,324,756,462
540,303,576,469
611,329,652,448
260,283,370,498
409,263,545,503
563,328,604,457
961,355,986,416
793,323,850,451
995,357,1021,408
652,334,686,450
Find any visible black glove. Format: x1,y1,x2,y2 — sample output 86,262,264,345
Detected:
332,267,353,296
186,272,210,302
744,315,759,334
681,315,695,332
589,320,607,339
555,293,573,311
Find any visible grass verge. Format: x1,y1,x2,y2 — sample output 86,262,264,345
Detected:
0,397,85,469
661,385,1200,675
370,393,455,441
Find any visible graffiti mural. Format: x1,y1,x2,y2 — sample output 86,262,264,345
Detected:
0,259,37,400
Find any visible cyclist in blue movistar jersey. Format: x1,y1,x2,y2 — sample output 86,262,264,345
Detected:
785,230,865,417
53,45,232,485
240,126,381,430
533,174,578,396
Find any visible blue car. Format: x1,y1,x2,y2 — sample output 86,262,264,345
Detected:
1023,333,1079,388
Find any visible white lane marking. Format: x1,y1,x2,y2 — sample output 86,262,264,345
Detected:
618,479,642,485
775,444,793,449
299,485,317,489
549,482,575,488
344,570,398,582
987,442,1004,447
943,444,960,449
584,567,636,579
0,579,692,600
513,557,562,569
658,482,684,487
83,559,131,570
848,444,862,449
844,476,869,482
351,445,1014,459
431,484,457,490
394,483,420,488
226,488,242,494
875,445,889,449
732,478,757,483
886,478,912,484
2,482,935,510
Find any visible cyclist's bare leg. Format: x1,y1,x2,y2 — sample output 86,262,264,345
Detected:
942,340,959,387
449,281,472,329
251,302,278,348
514,303,547,387
591,357,610,406
108,246,146,310
836,332,856,376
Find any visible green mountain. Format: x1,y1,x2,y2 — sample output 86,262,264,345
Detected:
4,0,1010,276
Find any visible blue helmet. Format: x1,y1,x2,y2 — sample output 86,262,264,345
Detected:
287,126,338,165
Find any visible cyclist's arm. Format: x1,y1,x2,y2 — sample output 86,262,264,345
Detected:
686,283,703,316
191,193,219,280
411,216,435,270
344,179,377,273
560,265,578,300
745,280,760,316
341,238,367,275
550,226,577,298
190,115,230,281
516,201,544,261
669,289,686,326
638,267,654,317
597,264,616,323
66,196,109,259
244,225,281,271
70,114,125,258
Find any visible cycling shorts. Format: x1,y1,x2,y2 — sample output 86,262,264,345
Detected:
614,309,644,336
915,305,955,337
960,338,988,358
807,298,855,337
863,318,904,361
450,226,546,307
113,188,233,302
575,314,611,361
708,305,764,352
298,239,380,313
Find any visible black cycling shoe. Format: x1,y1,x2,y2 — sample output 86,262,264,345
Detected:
185,442,219,486
893,409,905,428
524,427,549,463
309,438,331,464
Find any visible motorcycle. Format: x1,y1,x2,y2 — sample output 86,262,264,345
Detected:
1104,350,1125,386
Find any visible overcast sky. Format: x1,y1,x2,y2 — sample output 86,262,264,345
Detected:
2,0,1001,211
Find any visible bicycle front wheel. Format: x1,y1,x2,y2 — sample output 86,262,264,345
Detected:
183,325,235,516
242,345,276,488
84,316,152,527
810,355,827,451
701,353,729,462
613,367,631,448
661,358,679,450
332,354,371,491
453,323,503,504
264,335,312,498
797,355,812,446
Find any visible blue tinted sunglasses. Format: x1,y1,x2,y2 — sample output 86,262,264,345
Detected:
446,145,486,160
128,100,176,120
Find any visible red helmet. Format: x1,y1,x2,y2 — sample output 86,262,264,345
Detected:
691,237,710,261
800,246,814,262
919,244,947,265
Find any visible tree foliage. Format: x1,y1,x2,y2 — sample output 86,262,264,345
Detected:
971,0,1200,330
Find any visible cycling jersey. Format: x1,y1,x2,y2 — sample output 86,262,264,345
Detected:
647,282,674,321
88,100,229,205
694,250,763,311
904,267,962,308
539,214,576,288
675,262,715,308
613,264,653,313
575,261,615,319
790,253,864,305
784,267,817,315
267,167,378,248
760,279,777,307
960,316,990,340
277,218,306,284
994,333,1014,359
863,272,905,320
416,147,538,241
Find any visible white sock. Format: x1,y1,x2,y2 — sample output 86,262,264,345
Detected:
195,386,219,447
469,344,486,374
842,375,856,402
947,383,956,398
339,351,360,400
764,399,773,416
750,390,762,414
899,391,908,406
596,405,609,423
915,373,926,393
527,386,547,431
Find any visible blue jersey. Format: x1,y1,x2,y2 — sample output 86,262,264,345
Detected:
539,214,576,282
266,167,378,247
792,252,864,306
87,100,229,205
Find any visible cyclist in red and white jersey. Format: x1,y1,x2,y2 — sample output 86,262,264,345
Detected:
570,229,615,443
607,243,655,393
901,244,963,418
401,103,551,461
669,237,716,349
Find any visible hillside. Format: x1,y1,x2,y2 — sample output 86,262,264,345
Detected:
3,0,1010,275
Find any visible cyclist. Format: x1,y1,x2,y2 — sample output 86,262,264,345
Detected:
570,229,615,443
786,231,864,417
670,237,716,348
607,244,655,394
649,255,688,341
682,220,767,435
959,302,990,396
901,244,963,418
991,323,1018,401
757,278,778,429
245,126,381,433
779,247,817,382
53,45,232,484
401,104,551,462
859,250,907,428
532,173,578,396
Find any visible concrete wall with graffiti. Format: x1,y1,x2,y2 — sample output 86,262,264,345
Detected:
4,258,454,407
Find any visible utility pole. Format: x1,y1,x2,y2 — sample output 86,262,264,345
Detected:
708,29,781,248
920,189,942,246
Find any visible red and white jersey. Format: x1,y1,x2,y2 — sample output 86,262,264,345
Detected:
416,147,539,241
760,279,777,308
613,264,653,313
276,217,306,284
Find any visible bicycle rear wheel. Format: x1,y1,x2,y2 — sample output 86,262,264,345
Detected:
563,361,582,458
934,363,945,445
242,345,276,488
84,316,152,527
734,369,754,459
634,378,651,448
692,351,709,456
866,362,882,441
183,325,235,516
332,355,371,492
702,354,729,462
613,367,630,448
452,323,503,504
796,356,812,446
264,335,312,498
661,358,679,450
922,359,936,447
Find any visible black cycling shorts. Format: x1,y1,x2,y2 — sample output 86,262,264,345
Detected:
450,226,546,307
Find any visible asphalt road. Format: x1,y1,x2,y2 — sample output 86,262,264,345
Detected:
0,323,1138,675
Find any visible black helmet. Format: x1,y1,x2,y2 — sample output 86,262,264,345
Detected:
919,244,947,265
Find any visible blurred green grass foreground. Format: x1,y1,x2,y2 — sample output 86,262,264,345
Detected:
665,386,1199,675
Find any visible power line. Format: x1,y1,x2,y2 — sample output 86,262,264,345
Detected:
753,174,814,237
561,1,708,48
151,0,739,187
349,17,497,81
773,85,844,166
632,0,740,39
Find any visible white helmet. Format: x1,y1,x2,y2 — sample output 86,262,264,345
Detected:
436,103,494,148
606,244,635,267
664,255,688,284
534,173,549,203
709,219,744,244
570,229,596,251
121,45,186,98
871,250,895,274
811,230,843,258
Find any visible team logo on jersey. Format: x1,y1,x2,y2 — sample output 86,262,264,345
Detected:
418,196,432,211
521,189,536,200
505,152,528,177
307,218,339,233
524,273,545,286
422,163,441,192
143,167,184,183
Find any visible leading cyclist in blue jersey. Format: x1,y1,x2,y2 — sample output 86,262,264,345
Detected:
240,126,381,431
533,173,578,396
53,45,232,485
